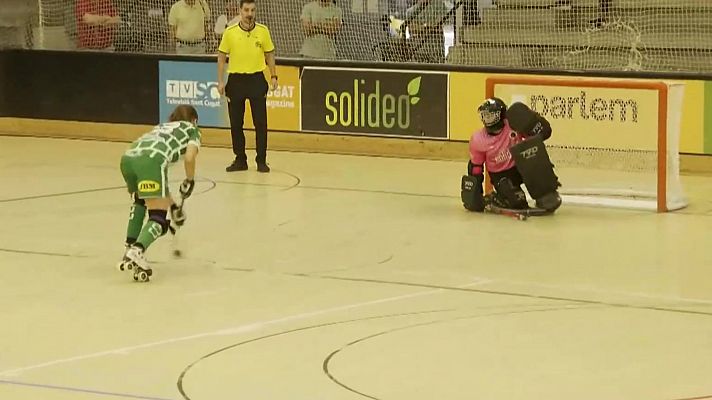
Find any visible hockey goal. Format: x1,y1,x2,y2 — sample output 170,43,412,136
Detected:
486,76,686,212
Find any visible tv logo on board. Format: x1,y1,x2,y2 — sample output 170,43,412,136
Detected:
166,80,221,108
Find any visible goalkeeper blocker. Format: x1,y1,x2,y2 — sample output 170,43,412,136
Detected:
461,174,485,212
507,101,552,140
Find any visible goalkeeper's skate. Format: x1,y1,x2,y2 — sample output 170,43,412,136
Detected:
116,245,153,282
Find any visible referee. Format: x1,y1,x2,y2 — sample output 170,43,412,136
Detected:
217,0,278,173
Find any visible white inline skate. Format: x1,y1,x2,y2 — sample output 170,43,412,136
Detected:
116,245,153,282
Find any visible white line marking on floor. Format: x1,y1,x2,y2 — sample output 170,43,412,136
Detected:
0,279,490,377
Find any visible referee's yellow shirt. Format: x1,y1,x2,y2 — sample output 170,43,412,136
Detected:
218,23,275,74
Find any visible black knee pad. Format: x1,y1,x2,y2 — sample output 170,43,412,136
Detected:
148,209,170,236
536,191,562,212
493,177,528,209
132,193,146,207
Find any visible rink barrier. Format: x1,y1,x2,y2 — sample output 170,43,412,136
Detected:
1,49,712,171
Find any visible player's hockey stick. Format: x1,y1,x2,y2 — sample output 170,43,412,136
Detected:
169,195,186,257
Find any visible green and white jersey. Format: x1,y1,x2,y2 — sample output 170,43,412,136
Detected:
124,121,201,164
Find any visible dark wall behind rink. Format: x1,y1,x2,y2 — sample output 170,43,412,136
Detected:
2,49,710,130
1,50,159,125
0,51,8,117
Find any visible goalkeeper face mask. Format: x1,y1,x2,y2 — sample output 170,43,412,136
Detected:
478,97,507,134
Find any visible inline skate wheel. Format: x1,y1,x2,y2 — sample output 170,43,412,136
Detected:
117,260,133,272
134,270,150,282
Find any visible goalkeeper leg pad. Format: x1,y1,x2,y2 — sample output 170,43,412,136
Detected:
511,135,560,200
536,192,562,212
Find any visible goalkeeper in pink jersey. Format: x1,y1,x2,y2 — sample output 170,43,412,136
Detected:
461,97,562,213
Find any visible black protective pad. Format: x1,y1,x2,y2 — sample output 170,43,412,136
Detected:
510,135,560,199
492,177,528,209
535,191,562,212
507,102,551,139
461,175,484,212
148,209,170,235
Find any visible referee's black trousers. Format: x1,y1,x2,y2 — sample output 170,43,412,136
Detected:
226,72,269,164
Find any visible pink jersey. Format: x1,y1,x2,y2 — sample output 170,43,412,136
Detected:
469,120,527,174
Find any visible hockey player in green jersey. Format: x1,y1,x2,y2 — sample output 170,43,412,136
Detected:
117,105,201,281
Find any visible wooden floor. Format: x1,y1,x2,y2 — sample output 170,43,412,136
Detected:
1,135,712,400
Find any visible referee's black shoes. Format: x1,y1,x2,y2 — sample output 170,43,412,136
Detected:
256,163,270,173
226,158,248,172
225,158,270,173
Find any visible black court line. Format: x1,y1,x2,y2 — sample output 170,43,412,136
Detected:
0,186,126,203
278,272,712,318
4,134,712,217
0,178,217,204
306,254,396,274
271,169,302,191
0,379,175,400
322,305,712,400
214,179,455,199
298,184,455,199
0,178,217,259
176,309,452,400
210,180,287,189
322,306,583,400
0,248,90,258
212,168,301,193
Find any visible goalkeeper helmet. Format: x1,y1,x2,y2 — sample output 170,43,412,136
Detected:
478,97,507,134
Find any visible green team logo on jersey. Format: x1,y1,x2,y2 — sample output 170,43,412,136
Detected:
138,180,161,192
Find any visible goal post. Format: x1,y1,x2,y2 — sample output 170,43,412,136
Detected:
485,76,686,212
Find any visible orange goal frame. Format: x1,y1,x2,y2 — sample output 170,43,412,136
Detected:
485,76,670,212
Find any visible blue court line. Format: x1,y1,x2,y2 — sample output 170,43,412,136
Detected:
0,379,175,400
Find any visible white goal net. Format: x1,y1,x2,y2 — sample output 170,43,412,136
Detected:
452,0,712,72
0,0,707,73
489,77,687,212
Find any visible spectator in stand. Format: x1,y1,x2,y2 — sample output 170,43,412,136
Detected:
592,0,610,28
300,0,343,59
214,0,240,37
133,0,174,53
76,0,121,50
168,0,211,54
0,0,36,49
406,0,448,63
